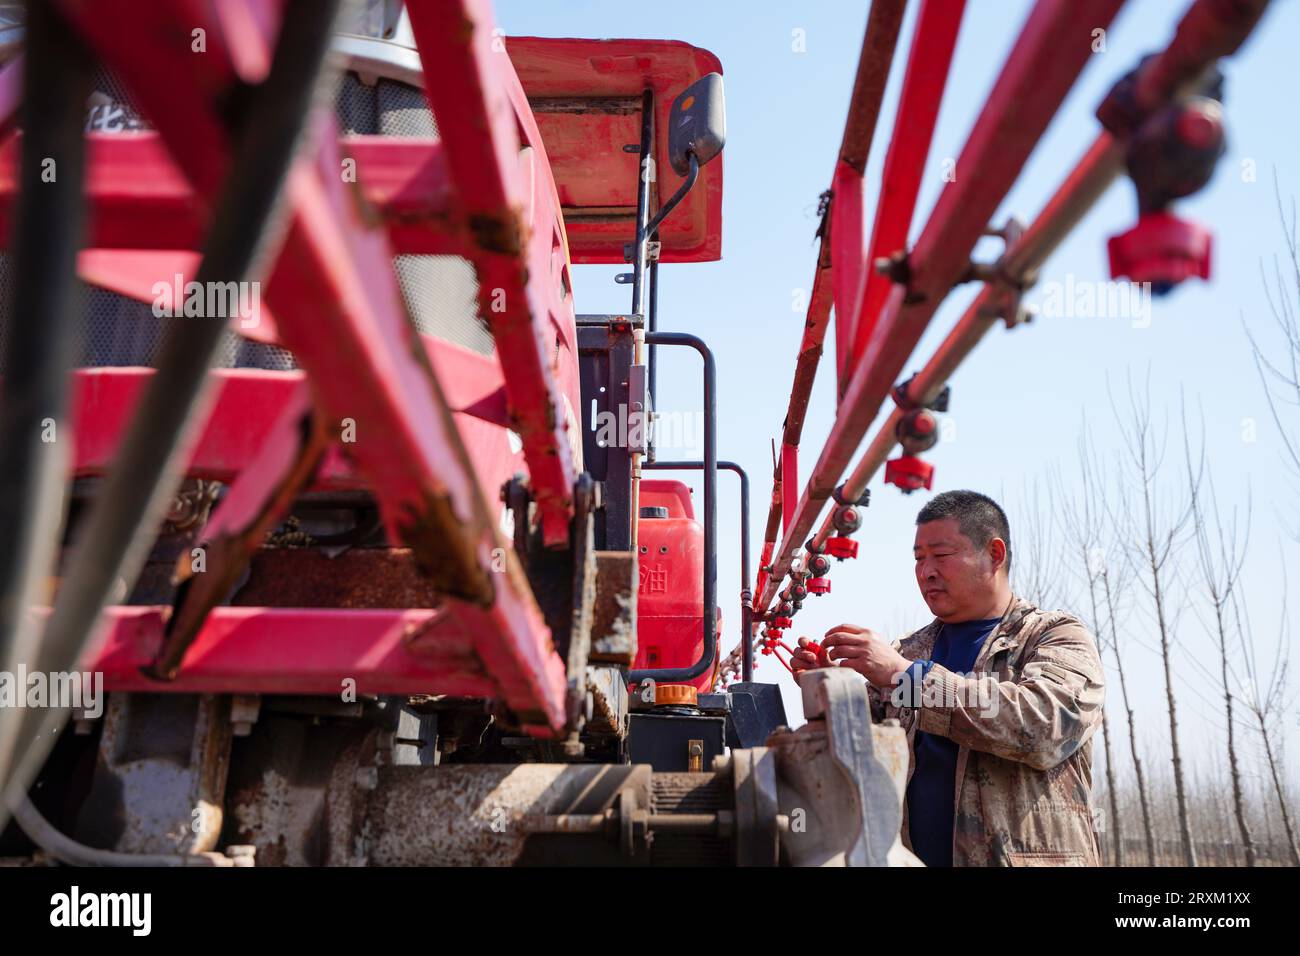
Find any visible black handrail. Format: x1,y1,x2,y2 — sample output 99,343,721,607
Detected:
629,332,716,685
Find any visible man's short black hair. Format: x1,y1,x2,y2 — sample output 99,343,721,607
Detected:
916,490,1012,572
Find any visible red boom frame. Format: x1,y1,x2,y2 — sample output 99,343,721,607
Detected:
0,0,603,734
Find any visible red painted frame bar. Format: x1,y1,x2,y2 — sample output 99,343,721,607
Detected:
65,367,345,484
406,0,579,548
845,0,966,383
814,0,1274,553
813,136,1125,555
780,442,799,540
754,2,904,604
54,332,521,487
831,0,907,398
758,0,1127,611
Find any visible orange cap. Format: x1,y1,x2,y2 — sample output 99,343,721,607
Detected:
653,684,698,707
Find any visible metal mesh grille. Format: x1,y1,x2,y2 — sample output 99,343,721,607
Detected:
335,73,439,138
85,67,149,133
1,62,494,370
394,254,491,355
335,72,492,356
0,64,292,372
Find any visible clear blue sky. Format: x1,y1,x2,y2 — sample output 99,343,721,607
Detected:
496,0,1299,789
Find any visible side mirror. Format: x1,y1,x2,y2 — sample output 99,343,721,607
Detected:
668,73,726,176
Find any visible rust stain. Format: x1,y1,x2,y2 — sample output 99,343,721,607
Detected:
397,490,495,608
468,211,523,255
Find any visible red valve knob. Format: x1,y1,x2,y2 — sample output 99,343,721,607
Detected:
884,455,934,493
797,638,832,668
806,576,831,594
825,536,858,560
1107,210,1211,293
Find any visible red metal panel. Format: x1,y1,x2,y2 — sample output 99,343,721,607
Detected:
56,340,522,490
66,368,332,483
78,605,499,698
506,36,724,264
0,133,461,257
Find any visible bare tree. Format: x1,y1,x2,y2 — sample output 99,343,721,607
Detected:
1098,516,1158,866
1233,560,1300,866
1054,424,1123,864
1012,476,1066,611
1110,370,1199,866
1182,402,1256,864
1245,177,1300,537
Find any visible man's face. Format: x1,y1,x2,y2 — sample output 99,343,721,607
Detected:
913,517,1003,622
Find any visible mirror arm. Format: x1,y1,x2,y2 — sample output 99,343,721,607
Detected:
643,152,700,239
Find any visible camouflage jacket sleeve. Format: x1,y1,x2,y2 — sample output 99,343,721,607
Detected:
866,681,887,722
866,632,909,722
914,618,1104,771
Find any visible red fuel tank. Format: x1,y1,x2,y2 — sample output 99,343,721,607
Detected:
633,480,720,693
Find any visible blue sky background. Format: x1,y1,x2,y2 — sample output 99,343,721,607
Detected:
496,0,1299,791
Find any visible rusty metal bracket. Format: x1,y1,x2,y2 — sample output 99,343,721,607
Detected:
589,550,638,665
148,382,331,680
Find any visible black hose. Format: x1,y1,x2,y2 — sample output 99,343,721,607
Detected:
1,0,344,814
0,0,93,795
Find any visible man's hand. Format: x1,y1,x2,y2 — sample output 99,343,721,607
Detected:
821,623,911,688
790,637,829,675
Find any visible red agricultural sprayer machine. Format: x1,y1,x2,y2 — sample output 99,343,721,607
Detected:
0,0,1269,866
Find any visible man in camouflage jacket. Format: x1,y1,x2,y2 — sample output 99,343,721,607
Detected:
793,490,1105,866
